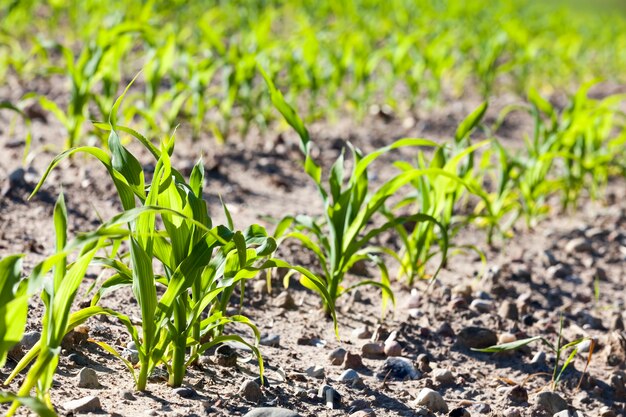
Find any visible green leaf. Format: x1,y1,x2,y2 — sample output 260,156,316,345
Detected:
455,102,488,142
472,336,544,352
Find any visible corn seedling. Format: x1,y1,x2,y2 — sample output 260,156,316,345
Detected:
263,68,448,321
24,80,310,390
389,104,490,283
3,192,117,416
474,316,595,391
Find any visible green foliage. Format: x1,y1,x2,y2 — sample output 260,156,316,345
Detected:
474,316,594,390
264,69,448,322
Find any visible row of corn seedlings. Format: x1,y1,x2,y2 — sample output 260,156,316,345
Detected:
3,0,626,147
1,71,625,415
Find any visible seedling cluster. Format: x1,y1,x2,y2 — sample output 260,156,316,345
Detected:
1,1,625,415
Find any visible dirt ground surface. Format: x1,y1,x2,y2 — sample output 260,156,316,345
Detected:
1,90,626,417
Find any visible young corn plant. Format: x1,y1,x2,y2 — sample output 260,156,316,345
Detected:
3,193,119,416
389,104,490,283
474,316,594,391
0,256,55,416
26,81,301,390
262,68,448,320
471,141,522,245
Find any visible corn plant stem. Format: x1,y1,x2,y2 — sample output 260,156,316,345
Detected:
137,358,149,391
7,349,55,416
169,300,187,387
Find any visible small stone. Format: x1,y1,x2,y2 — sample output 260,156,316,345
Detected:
535,391,567,414
566,237,592,254
252,280,269,294
361,342,385,359
338,369,360,383
343,352,364,369
506,385,528,404
470,403,491,414
306,365,325,378
239,379,263,403
437,322,455,337
457,327,497,349
498,301,519,321
417,353,432,373
273,291,297,310
470,299,493,314
260,334,280,347
318,384,341,409
376,357,420,380
606,332,626,366
352,326,372,339
62,396,102,413
448,408,470,417
243,407,302,417
553,411,583,417
121,390,135,401
328,348,347,365
350,409,375,417
68,352,89,367
77,367,101,389
172,386,196,398
122,348,139,365
547,264,571,279
599,406,617,417
609,371,626,396
433,368,454,385
415,388,448,413
511,264,531,281
20,331,41,350
214,344,238,367
503,408,521,417
449,296,468,311
384,341,402,357
610,314,624,331
530,352,546,365
498,333,516,344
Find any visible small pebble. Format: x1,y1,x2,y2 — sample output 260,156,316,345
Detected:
503,408,521,417
498,301,519,321
318,384,341,409
414,388,448,413
68,352,89,367
377,357,420,380
599,406,617,417
328,348,347,365
273,291,297,310
457,327,497,349
384,341,402,357
565,237,592,253
243,407,302,417
62,396,102,413
260,334,280,347
350,409,375,417
470,299,493,314
448,408,470,417
535,391,567,414
306,365,325,378
352,326,372,339
530,351,546,365
506,385,528,404
338,369,360,383
77,367,101,389
361,342,385,358
498,332,516,344
239,379,263,403
343,352,364,369
432,368,454,385
172,386,196,399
